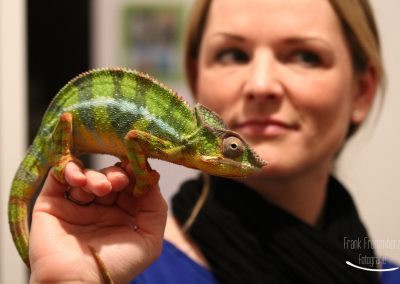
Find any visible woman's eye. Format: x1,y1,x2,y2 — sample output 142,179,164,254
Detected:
291,50,322,67
216,48,249,65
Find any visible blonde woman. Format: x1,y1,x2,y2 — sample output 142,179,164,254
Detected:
29,0,399,283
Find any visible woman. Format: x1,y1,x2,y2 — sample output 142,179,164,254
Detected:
29,0,396,283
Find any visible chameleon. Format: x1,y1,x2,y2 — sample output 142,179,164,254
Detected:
8,67,266,273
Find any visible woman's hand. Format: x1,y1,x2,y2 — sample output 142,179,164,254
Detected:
29,161,168,283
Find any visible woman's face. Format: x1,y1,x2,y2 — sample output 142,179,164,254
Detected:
195,0,373,179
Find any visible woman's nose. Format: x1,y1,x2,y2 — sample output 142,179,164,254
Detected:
243,51,284,101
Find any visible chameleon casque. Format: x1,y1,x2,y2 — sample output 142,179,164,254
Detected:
8,67,266,272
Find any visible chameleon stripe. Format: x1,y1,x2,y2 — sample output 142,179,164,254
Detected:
91,72,120,151
111,68,124,99
111,71,139,139
132,73,148,108
66,98,181,141
119,70,137,100
13,234,29,261
76,73,96,131
8,196,29,222
10,145,47,199
73,125,104,155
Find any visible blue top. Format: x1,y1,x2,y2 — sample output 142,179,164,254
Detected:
132,240,400,284
381,261,400,284
132,240,217,284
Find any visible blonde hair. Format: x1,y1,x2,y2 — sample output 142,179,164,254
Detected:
183,0,385,94
328,0,385,90
183,0,212,93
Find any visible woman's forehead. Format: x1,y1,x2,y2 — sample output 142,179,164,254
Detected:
205,0,342,39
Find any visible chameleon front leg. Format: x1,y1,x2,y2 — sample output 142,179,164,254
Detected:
124,130,179,197
50,112,81,183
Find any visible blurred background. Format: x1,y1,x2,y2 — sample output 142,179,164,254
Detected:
0,0,399,282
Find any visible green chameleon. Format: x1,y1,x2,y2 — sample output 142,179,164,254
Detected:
8,67,266,272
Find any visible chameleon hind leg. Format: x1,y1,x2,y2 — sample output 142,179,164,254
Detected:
125,130,179,197
50,112,81,183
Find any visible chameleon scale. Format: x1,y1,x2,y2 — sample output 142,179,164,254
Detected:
8,67,266,281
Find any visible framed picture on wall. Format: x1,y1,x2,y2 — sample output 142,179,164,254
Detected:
121,4,184,81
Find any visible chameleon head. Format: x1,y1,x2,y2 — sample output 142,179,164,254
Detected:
195,130,267,177
191,104,267,177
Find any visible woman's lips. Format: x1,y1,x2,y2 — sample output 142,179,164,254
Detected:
233,118,299,137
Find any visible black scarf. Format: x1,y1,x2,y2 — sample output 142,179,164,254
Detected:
172,176,381,284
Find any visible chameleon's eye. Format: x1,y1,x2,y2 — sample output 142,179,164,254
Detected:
223,136,244,158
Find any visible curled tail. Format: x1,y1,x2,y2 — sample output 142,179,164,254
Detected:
8,138,49,267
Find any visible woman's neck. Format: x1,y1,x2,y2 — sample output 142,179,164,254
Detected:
240,166,330,227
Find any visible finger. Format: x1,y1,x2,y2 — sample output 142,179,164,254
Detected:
33,168,78,213
134,184,168,237
100,165,130,192
116,164,164,214
136,184,167,214
94,191,118,206
93,166,130,206
117,182,167,221
64,161,87,187
41,168,71,199
63,162,96,205
65,186,96,206
82,169,112,197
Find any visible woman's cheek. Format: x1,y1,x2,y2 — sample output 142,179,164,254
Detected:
197,84,238,119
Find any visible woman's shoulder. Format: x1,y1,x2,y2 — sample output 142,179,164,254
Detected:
163,215,210,268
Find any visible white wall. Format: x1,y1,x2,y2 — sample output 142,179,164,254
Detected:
0,0,28,282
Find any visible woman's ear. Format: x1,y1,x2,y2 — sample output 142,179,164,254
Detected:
351,64,378,125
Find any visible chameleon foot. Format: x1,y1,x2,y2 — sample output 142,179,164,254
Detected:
133,170,160,197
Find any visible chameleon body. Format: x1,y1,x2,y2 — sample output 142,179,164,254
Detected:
8,67,266,269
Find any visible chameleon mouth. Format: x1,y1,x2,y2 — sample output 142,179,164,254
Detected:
200,156,263,176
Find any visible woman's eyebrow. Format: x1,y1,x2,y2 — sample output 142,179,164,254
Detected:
205,33,333,49
206,32,247,42
284,36,333,49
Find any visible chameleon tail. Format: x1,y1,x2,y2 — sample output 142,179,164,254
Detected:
8,137,49,268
